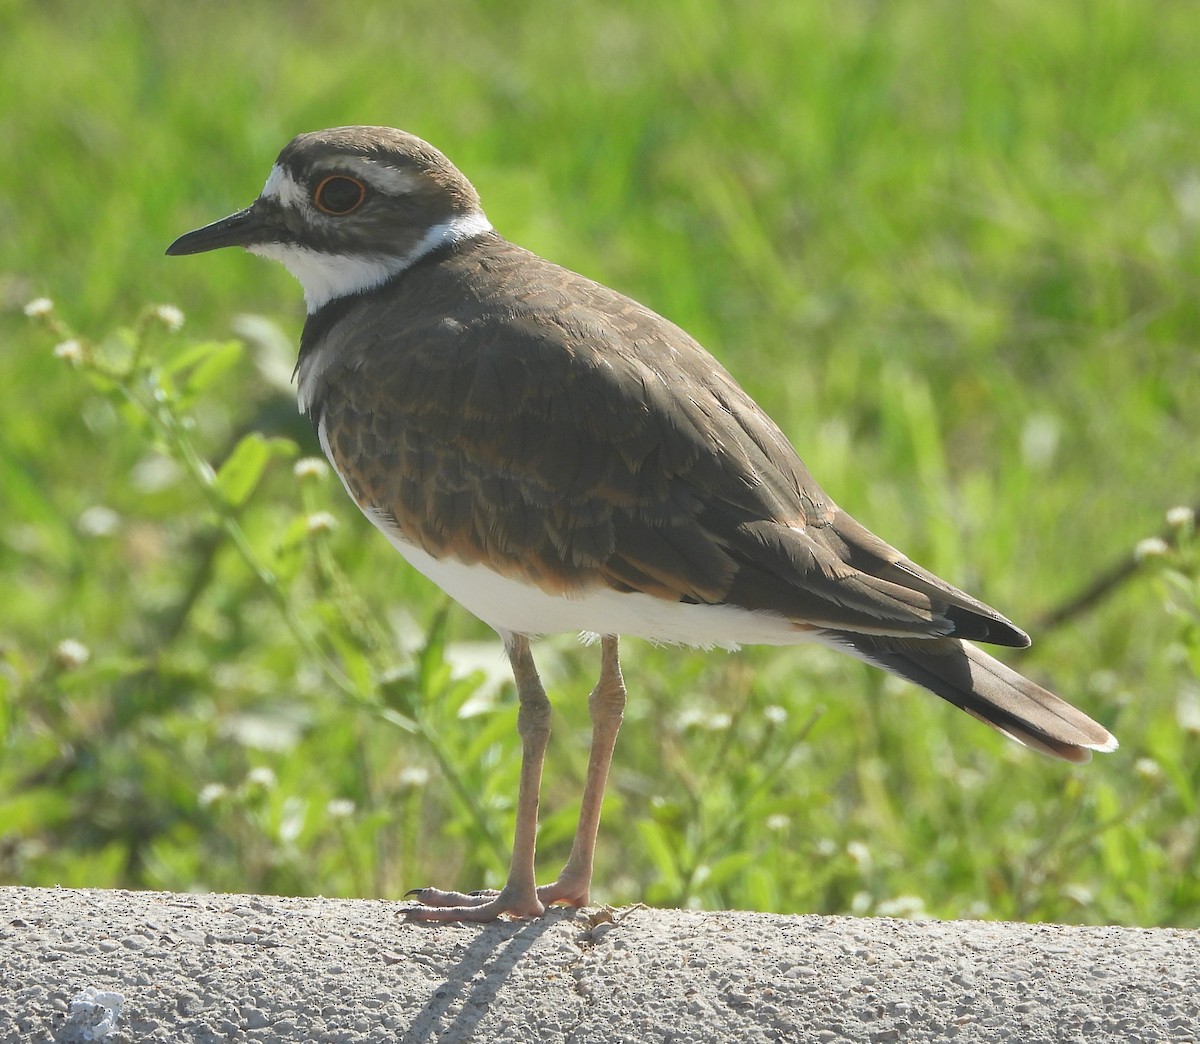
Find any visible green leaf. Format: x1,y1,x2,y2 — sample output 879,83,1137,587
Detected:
164,339,226,375
214,432,272,507
180,340,243,397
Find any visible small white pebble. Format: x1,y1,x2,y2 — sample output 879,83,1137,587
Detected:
23,297,53,317
67,986,123,1039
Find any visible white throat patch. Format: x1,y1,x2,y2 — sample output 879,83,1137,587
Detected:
252,164,493,312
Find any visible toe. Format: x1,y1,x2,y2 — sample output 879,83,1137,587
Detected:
401,885,545,922
405,887,498,908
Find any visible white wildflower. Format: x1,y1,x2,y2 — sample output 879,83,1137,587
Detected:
198,783,227,807
152,304,185,331
293,457,330,480
78,505,120,537
1134,757,1162,782
876,895,929,919
246,766,276,789
1134,537,1170,562
53,339,84,363
54,638,91,670
397,765,431,788
306,511,338,534
846,840,872,872
678,708,732,731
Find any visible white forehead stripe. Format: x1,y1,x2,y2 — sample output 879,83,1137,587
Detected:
250,210,493,313
261,164,307,208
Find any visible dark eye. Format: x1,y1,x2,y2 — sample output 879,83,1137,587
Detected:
313,175,366,215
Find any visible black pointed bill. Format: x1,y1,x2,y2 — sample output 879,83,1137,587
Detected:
166,202,276,256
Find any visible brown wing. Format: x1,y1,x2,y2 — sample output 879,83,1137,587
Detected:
306,235,1026,646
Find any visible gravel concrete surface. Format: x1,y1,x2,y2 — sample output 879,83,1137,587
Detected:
1,886,1197,1043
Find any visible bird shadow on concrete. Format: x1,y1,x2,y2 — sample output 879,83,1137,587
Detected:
396,909,577,1044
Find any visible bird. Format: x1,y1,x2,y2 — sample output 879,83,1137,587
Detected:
167,126,1118,921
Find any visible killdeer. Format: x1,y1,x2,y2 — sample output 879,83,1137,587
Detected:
167,126,1118,921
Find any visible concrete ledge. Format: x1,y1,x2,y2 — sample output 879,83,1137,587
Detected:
1,887,1197,1043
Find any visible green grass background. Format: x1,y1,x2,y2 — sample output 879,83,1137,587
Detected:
2,0,1199,925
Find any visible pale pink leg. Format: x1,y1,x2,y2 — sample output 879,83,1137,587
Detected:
403,635,626,921
404,633,552,922
536,635,625,907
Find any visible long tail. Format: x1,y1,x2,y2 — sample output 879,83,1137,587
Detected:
831,633,1118,763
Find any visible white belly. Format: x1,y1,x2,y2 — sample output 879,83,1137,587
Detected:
367,510,808,647
317,418,812,648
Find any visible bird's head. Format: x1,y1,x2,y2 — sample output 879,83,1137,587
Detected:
166,126,493,311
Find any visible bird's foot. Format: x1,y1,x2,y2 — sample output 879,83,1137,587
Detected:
402,869,592,922
401,884,545,922
534,867,591,908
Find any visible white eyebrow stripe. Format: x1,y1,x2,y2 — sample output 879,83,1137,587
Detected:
342,157,423,194
260,159,424,212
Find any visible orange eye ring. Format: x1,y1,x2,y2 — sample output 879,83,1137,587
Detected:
313,175,367,215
